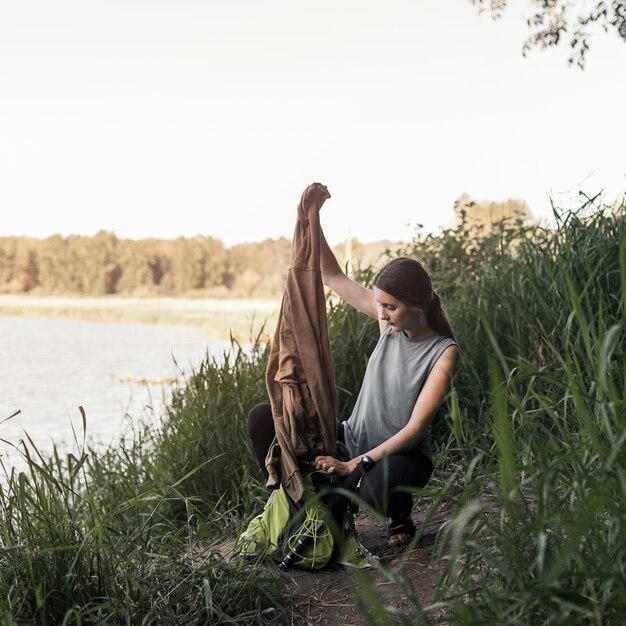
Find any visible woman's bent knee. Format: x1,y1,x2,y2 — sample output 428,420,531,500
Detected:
247,402,273,438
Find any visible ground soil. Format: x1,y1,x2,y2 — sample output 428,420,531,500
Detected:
215,500,456,625
275,501,454,625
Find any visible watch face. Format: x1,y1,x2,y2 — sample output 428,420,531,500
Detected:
361,455,375,470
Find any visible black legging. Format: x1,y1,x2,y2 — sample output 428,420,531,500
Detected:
247,402,433,523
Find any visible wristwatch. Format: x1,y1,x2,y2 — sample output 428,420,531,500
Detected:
358,455,376,471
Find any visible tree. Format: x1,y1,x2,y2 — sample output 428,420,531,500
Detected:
0,237,39,292
471,0,626,67
452,193,534,235
38,234,70,293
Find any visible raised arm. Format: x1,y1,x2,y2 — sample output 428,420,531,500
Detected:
298,181,378,319
319,219,378,320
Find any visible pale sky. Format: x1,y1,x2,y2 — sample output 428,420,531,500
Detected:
1,0,624,247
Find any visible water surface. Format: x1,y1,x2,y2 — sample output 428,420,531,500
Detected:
1,316,231,471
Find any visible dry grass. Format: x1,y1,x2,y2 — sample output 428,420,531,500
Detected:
0,294,280,339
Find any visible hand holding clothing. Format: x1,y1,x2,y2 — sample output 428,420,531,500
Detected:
313,454,357,477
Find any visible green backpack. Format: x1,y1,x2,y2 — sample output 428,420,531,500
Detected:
238,473,375,570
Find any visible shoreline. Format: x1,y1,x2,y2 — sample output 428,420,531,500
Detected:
0,294,280,340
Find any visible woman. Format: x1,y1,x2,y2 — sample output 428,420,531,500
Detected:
248,185,458,547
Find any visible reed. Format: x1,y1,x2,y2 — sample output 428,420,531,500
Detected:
0,406,281,624
145,330,272,524
326,264,380,418
2,194,623,624
350,197,625,624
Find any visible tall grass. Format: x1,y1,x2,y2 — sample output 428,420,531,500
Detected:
145,333,272,524
351,197,625,624
326,265,380,418
2,194,624,624
0,341,282,624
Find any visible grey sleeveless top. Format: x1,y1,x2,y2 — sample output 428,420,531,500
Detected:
343,325,457,463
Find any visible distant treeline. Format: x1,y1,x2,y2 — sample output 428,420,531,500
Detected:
1,195,540,297
0,231,395,297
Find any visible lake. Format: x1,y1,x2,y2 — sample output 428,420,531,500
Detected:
0,316,233,472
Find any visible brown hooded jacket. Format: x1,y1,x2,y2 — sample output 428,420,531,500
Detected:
264,183,339,502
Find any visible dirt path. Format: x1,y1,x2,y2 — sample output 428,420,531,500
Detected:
278,502,454,625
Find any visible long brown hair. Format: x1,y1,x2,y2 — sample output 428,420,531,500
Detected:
372,257,455,340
